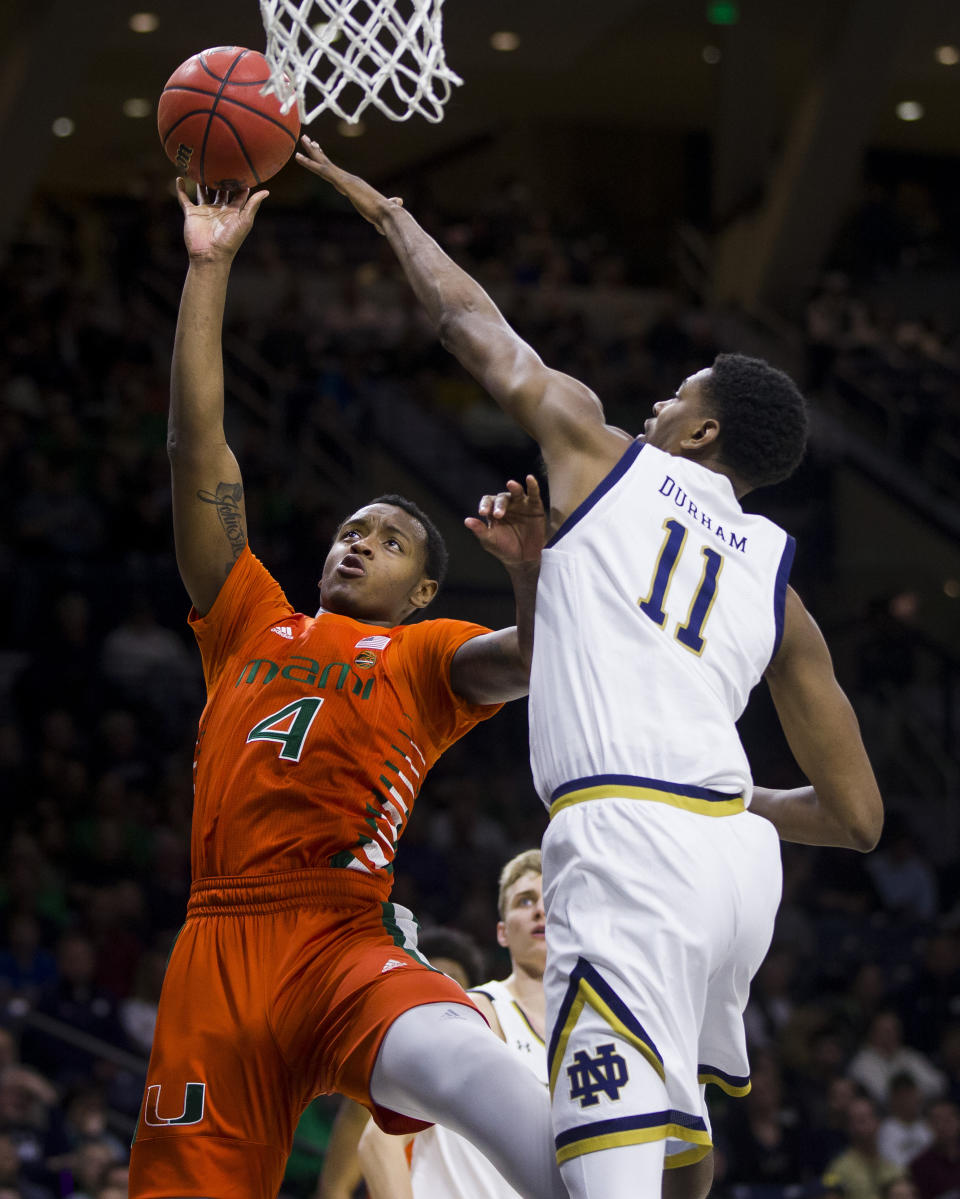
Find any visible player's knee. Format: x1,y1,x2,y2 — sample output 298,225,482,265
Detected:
375,1002,492,1107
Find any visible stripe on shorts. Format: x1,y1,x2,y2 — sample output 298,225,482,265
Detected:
380,902,433,969
697,1063,751,1096
548,957,664,1095
550,774,744,819
554,1110,711,1165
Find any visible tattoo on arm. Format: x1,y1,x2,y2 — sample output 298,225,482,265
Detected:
197,481,247,560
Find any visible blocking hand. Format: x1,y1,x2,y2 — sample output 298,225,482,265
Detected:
465,476,546,568
295,137,402,233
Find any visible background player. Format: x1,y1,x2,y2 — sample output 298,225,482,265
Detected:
127,181,565,1199
296,139,884,1199
359,849,548,1198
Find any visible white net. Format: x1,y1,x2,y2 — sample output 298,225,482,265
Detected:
259,0,462,124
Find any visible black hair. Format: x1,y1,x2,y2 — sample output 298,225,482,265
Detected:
338,494,448,588
418,926,485,988
704,353,808,490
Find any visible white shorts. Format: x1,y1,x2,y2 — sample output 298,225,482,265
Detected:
542,797,782,1169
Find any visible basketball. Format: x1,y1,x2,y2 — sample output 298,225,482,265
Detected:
158,46,300,190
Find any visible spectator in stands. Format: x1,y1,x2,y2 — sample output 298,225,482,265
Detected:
0,1131,54,1199
59,1139,119,1199
0,917,56,1007
743,946,798,1051
99,597,199,734
60,1090,125,1162
849,1011,945,1106
23,933,124,1089
0,1071,62,1194
722,1054,808,1186
883,1179,920,1199
867,819,939,925
801,1075,867,1173
899,936,960,1054
877,1073,934,1167
936,1025,960,1108
118,948,165,1057
824,1095,905,1199
911,1099,960,1199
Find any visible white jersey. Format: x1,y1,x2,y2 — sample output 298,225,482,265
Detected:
529,440,794,812
409,979,547,1198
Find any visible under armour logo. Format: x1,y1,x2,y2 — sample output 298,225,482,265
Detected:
567,1043,629,1107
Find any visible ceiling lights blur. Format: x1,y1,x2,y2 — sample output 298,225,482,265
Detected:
52,117,75,138
123,98,152,118
128,12,159,33
934,45,959,66
337,119,365,138
490,31,521,52
895,101,924,121
706,1,738,25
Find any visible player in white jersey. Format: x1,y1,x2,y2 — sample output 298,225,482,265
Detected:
298,143,884,1199
359,851,548,1199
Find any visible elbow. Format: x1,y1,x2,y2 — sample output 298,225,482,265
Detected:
436,307,464,351
848,805,884,853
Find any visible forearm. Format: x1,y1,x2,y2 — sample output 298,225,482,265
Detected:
750,785,876,851
378,205,541,416
380,204,501,337
168,259,233,452
506,560,540,668
358,1125,414,1199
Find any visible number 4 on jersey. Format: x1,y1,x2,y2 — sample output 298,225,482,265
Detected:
638,518,723,655
247,697,324,761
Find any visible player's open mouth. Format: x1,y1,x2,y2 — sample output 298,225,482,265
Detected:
337,555,366,578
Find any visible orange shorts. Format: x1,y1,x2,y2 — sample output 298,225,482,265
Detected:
129,867,479,1199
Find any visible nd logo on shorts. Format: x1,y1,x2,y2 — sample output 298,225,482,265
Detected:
567,1043,629,1108
143,1082,206,1127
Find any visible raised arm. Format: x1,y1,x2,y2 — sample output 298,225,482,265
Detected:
754,587,883,852
168,179,269,615
449,476,543,706
296,140,627,516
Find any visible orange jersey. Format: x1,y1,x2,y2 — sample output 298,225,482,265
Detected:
187,547,502,892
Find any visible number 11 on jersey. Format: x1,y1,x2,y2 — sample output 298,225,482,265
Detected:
638,518,724,655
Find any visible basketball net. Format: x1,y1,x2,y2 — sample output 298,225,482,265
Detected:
258,0,462,124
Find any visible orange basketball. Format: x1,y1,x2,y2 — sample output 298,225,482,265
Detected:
158,46,300,190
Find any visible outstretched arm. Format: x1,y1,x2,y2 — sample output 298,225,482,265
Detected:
296,140,627,512
168,180,269,615
449,476,544,705
757,587,883,851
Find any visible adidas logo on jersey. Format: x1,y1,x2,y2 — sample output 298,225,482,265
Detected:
381,958,407,973
270,625,294,639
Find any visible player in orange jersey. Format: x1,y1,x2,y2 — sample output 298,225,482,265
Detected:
127,183,566,1199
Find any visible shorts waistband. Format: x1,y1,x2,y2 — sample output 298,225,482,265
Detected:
549,774,745,820
187,866,389,916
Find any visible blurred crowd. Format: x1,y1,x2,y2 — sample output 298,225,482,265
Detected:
805,174,960,502
0,169,958,1199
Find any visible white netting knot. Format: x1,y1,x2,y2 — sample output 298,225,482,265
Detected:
259,0,462,124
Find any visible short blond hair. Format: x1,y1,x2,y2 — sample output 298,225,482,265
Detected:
497,849,542,919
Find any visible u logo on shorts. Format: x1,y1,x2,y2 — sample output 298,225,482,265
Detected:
143,1082,206,1126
